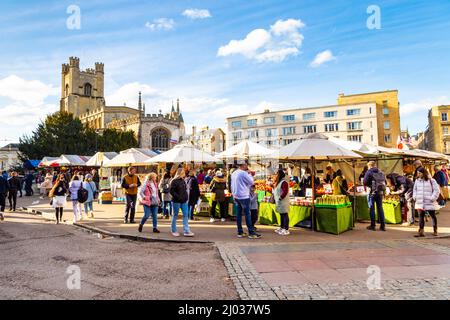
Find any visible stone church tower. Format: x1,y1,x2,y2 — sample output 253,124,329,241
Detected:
60,57,105,117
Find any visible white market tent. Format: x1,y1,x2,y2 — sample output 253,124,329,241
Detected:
85,152,118,166
55,155,92,166
277,134,363,161
105,148,157,167
217,140,275,159
146,144,220,164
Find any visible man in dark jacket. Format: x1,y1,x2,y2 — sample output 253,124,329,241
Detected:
92,169,100,190
7,172,21,211
24,172,34,196
433,165,447,206
0,173,9,219
363,161,386,231
387,173,414,226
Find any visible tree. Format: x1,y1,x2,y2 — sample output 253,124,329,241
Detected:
19,111,138,160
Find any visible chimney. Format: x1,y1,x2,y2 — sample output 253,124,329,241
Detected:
192,126,196,136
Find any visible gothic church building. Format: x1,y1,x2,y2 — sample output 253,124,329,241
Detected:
60,57,185,151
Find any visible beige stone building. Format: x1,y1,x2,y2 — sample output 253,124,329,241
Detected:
226,90,400,149
420,105,450,154
184,126,226,154
60,57,185,151
0,143,20,171
337,90,401,148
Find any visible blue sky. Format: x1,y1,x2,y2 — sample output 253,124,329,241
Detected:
1,0,450,145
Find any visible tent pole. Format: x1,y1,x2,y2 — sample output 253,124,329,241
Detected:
352,160,356,228
311,156,316,231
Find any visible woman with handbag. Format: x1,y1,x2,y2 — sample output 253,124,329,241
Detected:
209,170,228,223
413,167,440,237
69,175,84,223
49,174,68,224
83,174,97,218
138,172,160,233
159,171,173,219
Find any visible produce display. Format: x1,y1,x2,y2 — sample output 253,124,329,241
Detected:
384,194,400,203
290,197,313,206
255,180,273,193
315,195,350,206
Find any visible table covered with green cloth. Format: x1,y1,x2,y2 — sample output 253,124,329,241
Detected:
315,205,353,235
259,203,311,227
351,195,402,224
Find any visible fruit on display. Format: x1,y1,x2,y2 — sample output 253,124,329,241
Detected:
315,195,350,206
290,197,313,206
255,179,272,193
384,194,400,201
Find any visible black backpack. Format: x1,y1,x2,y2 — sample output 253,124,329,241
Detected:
162,180,170,194
371,171,386,193
77,184,89,203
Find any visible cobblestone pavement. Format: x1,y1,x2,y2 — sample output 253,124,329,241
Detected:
216,240,450,300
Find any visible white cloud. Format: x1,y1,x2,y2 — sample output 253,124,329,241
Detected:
217,19,305,63
182,9,212,19
145,18,175,31
400,96,449,116
0,75,58,107
0,103,57,127
310,50,336,68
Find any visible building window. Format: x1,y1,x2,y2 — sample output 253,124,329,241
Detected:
347,121,362,131
303,113,315,120
151,128,170,151
248,130,259,138
283,139,295,145
231,121,241,128
384,121,390,130
371,135,374,142
347,109,361,116
444,127,449,135
266,140,273,146
283,127,296,135
442,113,448,121
324,111,337,118
232,132,242,140
348,135,362,142
65,84,69,97
282,115,295,122
369,107,372,114
266,128,277,137
383,100,388,107
384,134,391,143
325,123,339,132
84,83,92,96
247,119,257,127
383,107,389,115
264,117,275,124
303,125,316,133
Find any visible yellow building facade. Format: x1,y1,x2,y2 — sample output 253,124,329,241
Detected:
338,90,400,148
424,105,450,154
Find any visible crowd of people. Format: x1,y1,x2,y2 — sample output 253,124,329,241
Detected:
0,159,447,239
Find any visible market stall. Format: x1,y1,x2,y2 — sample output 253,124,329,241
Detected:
274,133,363,234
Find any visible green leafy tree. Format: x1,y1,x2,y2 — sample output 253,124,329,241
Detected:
19,112,138,160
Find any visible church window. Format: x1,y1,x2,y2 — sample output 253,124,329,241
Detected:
84,83,92,96
65,84,69,97
152,128,170,151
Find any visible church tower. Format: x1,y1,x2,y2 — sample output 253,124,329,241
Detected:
60,57,106,117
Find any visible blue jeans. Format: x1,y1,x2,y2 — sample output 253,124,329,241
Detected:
141,205,158,229
235,198,255,235
368,193,385,228
172,202,190,234
84,201,93,213
162,201,173,217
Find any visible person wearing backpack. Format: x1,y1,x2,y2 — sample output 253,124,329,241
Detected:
413,167,440,237
186,169,201,220
159,171,173,219
83,174,97,219
363,161,386,231
69,175,84,223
